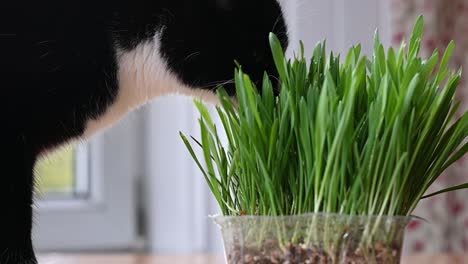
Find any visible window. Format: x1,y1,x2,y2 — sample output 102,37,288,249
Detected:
36,145,89,200
33,117,139,252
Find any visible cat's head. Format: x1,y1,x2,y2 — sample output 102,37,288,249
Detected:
159,0,289,95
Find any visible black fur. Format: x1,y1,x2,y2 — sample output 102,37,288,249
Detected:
1,1,288,262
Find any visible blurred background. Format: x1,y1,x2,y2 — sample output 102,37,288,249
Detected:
34,0,468,257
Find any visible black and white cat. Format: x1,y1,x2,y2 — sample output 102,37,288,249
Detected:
1,0,289,263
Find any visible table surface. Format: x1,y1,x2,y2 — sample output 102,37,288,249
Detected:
38,254,468,264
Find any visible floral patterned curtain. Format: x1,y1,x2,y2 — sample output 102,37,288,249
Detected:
391,0,468,254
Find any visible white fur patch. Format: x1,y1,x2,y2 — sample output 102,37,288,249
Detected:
83,33,219,138
83,1,292,139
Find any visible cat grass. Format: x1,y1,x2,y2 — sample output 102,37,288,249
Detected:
181,16,468,218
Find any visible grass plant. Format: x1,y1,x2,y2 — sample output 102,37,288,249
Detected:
181,16,468,263
181,16,468,219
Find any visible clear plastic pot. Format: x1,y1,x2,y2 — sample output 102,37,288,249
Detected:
212,213,411,264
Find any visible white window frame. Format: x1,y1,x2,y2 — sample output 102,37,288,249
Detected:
144,96,225,254
33,117,139,251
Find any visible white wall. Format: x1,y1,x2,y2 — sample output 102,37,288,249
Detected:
144,0,394,254
294,0,392,57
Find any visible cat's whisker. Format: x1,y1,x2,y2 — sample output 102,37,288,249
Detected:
184,51,201,61
205,79,235,89
35,39,56,46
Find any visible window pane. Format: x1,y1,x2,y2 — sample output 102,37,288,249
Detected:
35,145,90,200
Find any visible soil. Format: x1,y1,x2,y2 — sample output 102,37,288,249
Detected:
226,239,401,264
